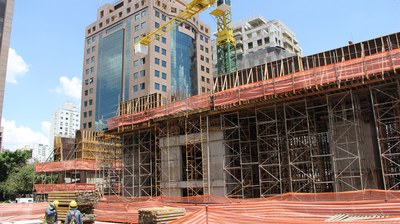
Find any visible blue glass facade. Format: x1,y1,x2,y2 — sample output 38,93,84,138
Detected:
95,29,124,131
170,29,198,100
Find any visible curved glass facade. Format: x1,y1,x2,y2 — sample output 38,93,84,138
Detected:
170,28,197,100
95,29,124,131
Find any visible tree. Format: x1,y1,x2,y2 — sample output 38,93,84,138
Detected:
0,149,31,200
1,164,35,197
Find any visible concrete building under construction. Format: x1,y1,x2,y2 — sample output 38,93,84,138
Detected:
36,32,400,200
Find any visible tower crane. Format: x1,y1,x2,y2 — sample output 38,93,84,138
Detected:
134,0,237,76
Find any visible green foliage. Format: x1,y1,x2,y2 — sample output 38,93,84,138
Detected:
1,164,35,195
0,149,30,182
0,150,32,200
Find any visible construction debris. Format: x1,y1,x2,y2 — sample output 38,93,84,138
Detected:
138,207,186,224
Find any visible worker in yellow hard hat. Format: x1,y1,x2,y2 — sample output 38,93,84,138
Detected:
65,200,83,224
44,200,59,224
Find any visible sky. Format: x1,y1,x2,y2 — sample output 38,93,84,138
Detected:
2,0,400,150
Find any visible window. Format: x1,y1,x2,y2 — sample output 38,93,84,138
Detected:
84,101,88,107
85,79,89,85
162,37,166,44
134,60,139,67
83,123,87,129
133,85,138,92
162,14,167,21
200,45,204,51
155,45,160,52
86,48,90,54
206,78,210,84
85,90,88,96
205,37,209,43
85,69,89,75
91,56,95,62
140,70,145,77
91,46,96,52
206,57,209,63
88,110,92,117
89,77,94,83
134,36,140,43
86,58,89,64
155,70,160,77
135,25,139,32
205,47,209,53
88,122,92,128
155,10,160,17
200,55,204,61
248,42,253,49
89,88,93,94
161,60,166,67
162,72,167,79
201,65,205,71
133,72,138,79
162,85,167,92
155,82,160,90
201,76,205,82
206,67,210,73
140,82,145,90
140,57,146,65
135,14,140,20
200,34,203,41
141,22,146,29
155,22,160,28
90,67,94,73
155,57,160,65
141,10,146,17
89,99,93,105
84,112,87,118
162,48,166,55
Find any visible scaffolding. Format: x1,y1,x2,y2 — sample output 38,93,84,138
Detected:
370,81,400,190
104,33,400,199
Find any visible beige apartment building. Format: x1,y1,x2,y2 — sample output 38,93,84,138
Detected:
81,0,213,131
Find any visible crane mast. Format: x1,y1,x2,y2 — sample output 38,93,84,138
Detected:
134,0,237,76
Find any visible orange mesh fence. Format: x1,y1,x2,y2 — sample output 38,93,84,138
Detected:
93,190,400,223
34,183,96,193
108,49,400,130
0,202,47,222
35,159,100,173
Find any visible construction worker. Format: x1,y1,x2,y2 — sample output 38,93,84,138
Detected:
44,200,59,224
65,200,83,224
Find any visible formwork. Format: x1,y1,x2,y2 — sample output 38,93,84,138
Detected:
107,32,400,199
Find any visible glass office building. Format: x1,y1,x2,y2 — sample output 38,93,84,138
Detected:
81,0,213,131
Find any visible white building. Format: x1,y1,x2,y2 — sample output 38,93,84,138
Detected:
31,144,49,163
49,102,80,160
212,15,302,74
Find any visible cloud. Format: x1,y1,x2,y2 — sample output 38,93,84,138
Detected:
1,118,49,151
41,121,51,137
6,48,29,84
51,76,82,99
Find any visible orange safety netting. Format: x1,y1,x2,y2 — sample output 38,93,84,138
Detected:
0,202,47,222
93,190,400,223
107,49,400,130
34,184,96,194
2,190,400,223
35,159,100,173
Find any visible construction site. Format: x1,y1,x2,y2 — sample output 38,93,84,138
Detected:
2,0,400,223
8,31,397,223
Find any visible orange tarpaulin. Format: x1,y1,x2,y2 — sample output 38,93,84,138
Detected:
35,159,100,173
93,190,400,224
0,202,47,222
108,49,400,130
34,184,96,193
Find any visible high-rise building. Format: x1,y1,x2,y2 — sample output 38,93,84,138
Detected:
0,0,14,150
212,15,302,74
31,144,49,163
81,0,213,131
49,102,80,159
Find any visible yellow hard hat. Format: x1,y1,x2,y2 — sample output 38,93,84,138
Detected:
53,200,59,208
69,200,77,208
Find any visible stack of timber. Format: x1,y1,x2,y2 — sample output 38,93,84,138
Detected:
138,207,186,224
47,190,100,223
